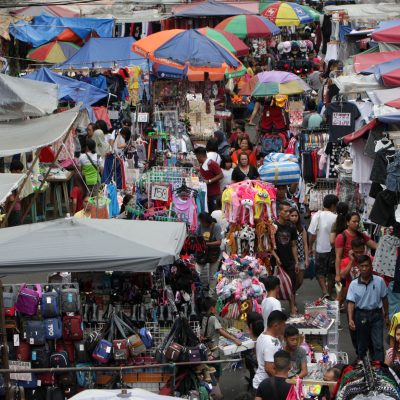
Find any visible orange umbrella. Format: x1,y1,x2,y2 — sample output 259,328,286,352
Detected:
132,29,246,81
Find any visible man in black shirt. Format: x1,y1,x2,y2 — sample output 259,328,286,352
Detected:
256,350,292,400
274,201,299,316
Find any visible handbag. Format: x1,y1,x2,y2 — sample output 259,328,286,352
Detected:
276,266,292,301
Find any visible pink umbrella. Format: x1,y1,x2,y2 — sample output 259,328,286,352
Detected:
239,70,307,96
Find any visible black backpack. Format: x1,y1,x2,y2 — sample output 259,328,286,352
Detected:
31,345,51,368
45,387,64,400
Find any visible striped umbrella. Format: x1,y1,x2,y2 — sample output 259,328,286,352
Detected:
215,15,280,39
197,27,249,56
27,41,80,64
260,2,314,26
132,29,246,81
252,80,309,97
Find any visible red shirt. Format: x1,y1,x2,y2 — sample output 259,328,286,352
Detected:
334,230,371,259
70,186,84,213
200,160,222,197
231,149,257,167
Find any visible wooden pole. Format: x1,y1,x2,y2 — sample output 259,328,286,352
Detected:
0,280,10,400
21,127,73,223
1,151,40,228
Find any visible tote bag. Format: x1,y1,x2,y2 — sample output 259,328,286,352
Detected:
276,266,292,300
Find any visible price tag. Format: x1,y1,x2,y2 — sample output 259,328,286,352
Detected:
32,351,36,361
106,346,111,353
29,338,34,345
14,334,19,347
46,297,51,304
37,380,41,387
80,344,84,351
151,184,169,202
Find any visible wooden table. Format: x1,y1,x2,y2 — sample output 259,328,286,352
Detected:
46,170,74,217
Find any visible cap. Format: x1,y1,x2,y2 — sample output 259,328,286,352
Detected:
277,42,285,54
299,41,307,52
283,41,291,53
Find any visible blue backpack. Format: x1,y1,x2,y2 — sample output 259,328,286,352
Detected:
92,339,112,363
25,320,46,345
41,291,60,318
44,317,62,340
139,328,153,349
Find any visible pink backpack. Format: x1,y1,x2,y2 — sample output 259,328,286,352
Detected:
15,284,42,316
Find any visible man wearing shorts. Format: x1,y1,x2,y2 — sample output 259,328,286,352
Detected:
308,194,339,299
274,201,298,316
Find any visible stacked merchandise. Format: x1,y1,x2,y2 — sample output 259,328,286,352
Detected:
216,255,267,321
276,40,315,77
259,153,301,187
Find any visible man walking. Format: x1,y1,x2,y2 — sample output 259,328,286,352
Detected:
308,194,339,298
347,255,389,362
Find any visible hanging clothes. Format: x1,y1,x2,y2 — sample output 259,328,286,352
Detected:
102,154,126,190
373,235,400,278
172,193,197,231
107,182,119,218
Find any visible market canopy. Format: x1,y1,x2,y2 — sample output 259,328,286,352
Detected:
27,41,81,64
173,0,253,17
0,219,187,274
0,106,79,157
369,88,400,108
372,20,400,43
11,5,79,17
371,58,400,87
333,74,384,93
323,4,400,21
354,50,400,73
24,68,108,108
9,15,113,47
55,37,147,69
0,74,58,121
0,174,25,204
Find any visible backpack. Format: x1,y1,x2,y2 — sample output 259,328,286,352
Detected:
55,341,75,365
112,339,129,361
16,341,31,361
15,284,42,316
50,351,70,372
74,341,90,363
60,287,80,313
127,334,146,356
24,320,46,345
85,330,102,355
62,315,83,341
33,386,47,400
41,291,60,318
31,345,51,368
76,363,96,388
3,288,16,317
92,339,112,363
139,328,153,349
45,387,64,400
44,318,62,340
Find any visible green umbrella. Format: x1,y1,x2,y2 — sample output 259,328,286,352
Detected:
302,5,322,22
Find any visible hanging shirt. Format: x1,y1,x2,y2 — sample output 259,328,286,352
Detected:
326,102,361,142
349,139,374,184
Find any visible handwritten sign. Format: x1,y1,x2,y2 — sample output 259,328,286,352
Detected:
131,112,149,123
10,361,32,382
151,185,169,202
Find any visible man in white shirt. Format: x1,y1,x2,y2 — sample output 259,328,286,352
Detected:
260,276,282,328
308,194,339,299
253,310,287,390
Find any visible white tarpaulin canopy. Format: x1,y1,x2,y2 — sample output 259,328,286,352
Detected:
70,388,180,400
0,107,79,157
0,173,25,204
324,3,400,20
0,74,58,121
0,218,187,274
333,74,384,94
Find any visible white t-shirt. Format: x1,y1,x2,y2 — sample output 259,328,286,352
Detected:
308,210,337,253
261,297,282,328
207,151,221,165
220,168,233,191
113,134,126,157
79,152,103,168
253,334,282,389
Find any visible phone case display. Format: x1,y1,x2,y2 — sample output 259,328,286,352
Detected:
216,255,267,321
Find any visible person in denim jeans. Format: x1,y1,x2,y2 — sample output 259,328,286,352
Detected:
347,255,389,362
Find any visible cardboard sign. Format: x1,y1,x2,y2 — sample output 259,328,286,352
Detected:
151,185,169,202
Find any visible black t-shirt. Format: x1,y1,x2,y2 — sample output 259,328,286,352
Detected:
256,377,291,400
275,222,297,269
231,166,259,182
326,102,361,142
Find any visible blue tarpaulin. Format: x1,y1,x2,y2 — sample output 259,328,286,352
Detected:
378,114,400,124
10,15,113,48
55,37,147,69
24,68,108,121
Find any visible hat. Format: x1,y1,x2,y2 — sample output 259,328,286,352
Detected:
299,41,307,52
283,41,291,53
305,40,314,51
277,42,285,54
291,41,299,53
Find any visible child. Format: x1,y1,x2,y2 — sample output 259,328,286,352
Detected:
7,160,24,227
385,324,400,366
283,325,308,378
201,297,241,379
70,175,86,215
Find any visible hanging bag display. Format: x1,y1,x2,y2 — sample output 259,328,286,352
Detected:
62,315,83,341
16,284,42,316
24,320,46,345
60,286,80,314
41,290,60,318
50,351,70,371
3,287,16,317
31,345,51,369
44,317,62,340
92,339,113,363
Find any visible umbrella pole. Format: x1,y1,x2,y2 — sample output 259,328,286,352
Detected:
21,126,73,224
0,280,10,400
1,151,40,228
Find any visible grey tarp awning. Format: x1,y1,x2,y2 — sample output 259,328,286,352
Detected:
0,74,58,121
0,218,187,274
0,173,25,204
0,106,79,157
